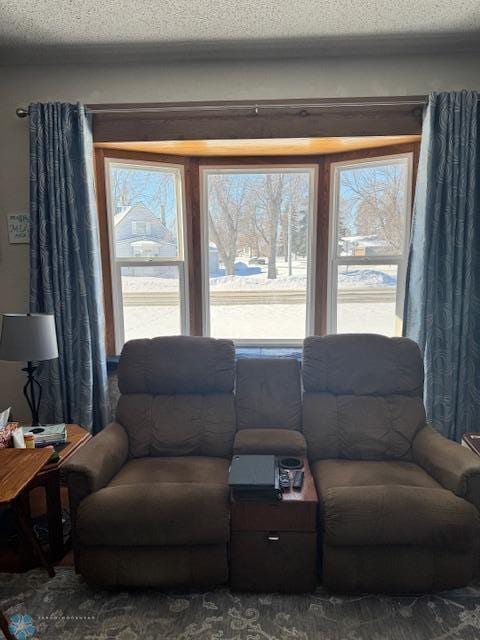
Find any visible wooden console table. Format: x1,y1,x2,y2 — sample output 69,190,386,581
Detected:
230,456,318,592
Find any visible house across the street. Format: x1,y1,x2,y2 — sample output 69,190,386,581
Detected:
114,203,177,276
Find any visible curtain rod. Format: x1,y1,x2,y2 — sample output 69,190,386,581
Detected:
15,98,427,118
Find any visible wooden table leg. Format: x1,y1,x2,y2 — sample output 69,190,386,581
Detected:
14,492,36,571
12,495,55,578
44,470,64,561
0,611,15,640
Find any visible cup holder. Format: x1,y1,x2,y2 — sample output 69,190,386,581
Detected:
279,456,303,470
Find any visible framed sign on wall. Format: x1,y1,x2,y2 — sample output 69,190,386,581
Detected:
7,213,30,244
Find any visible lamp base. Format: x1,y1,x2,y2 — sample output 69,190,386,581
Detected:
22,362,42,427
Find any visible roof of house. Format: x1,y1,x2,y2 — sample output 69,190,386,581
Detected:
114,203,159,226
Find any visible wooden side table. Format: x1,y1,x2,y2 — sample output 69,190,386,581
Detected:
230,456,318,592
28,424,91,561
0,445,77,639
0,448,55,577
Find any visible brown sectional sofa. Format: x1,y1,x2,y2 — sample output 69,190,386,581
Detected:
65,334,480,592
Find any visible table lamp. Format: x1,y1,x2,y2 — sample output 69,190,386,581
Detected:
0,313,58,426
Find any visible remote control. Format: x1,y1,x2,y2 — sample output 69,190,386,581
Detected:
293,469,304,490
280,470,291,491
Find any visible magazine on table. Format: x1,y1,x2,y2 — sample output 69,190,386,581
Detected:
22,424,67,447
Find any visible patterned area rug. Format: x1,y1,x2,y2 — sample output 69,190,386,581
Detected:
1,569,480,640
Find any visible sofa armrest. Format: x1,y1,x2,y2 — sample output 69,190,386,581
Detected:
64,421,129,517
413,424,480,509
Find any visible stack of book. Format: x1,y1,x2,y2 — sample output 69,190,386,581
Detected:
22,424,67,447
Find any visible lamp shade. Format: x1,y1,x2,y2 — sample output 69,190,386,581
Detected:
0,313,58,362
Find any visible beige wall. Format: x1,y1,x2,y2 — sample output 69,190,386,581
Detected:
1,52,480,421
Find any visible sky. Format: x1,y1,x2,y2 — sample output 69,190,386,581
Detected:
111,161,407,243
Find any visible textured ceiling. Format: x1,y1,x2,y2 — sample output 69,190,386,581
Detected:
1,0,480,63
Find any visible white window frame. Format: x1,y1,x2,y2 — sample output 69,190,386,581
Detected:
200,164,318,347
104,157,189,352
327,152,413,336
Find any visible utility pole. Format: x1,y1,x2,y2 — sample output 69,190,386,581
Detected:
287,204,293,277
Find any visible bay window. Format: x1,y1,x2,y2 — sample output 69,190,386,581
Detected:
95,143,417,355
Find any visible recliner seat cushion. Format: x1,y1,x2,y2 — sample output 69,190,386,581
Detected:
313,459,442,493
109,456,229,486
76,457,230,547
322,485,479,550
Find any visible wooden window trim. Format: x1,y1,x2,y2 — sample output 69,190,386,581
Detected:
95,148,195,354
316,141,420,335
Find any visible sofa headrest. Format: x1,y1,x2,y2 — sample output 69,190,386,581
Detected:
235,358,302,430
118,336,235,395
302,334,423,396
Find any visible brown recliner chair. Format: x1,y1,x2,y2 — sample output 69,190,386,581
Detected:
233,358,306,455
302,334,480,593
65,336,236,587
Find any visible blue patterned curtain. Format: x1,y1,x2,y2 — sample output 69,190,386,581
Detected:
29,102,109,433
404,91,480,441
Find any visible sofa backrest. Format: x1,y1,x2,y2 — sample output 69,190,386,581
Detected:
116,336,236,458
302,334,426,461
235,358,302,430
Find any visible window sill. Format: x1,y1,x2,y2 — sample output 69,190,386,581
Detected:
107,346,301,372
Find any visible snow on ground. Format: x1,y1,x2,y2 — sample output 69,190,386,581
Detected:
124,301,397,342
121,259,399,341
122,261,397,292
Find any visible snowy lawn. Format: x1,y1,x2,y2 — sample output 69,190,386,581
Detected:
121,261,400,341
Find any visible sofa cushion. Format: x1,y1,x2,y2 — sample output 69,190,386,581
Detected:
302,335,426,461
76,457,230,547
303,392,425,461
313,459,442,494
321,485,479,550
116,393,235,458
109,456,229,486
118,336,235,395
235,358,302,430
233,429,306,456
302,334,424,396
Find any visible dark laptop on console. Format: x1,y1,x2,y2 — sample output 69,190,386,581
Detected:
229,454,281,502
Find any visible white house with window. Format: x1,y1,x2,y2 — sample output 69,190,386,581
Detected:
114,203,177,275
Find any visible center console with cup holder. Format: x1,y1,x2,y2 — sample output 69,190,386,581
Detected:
229,454,318,592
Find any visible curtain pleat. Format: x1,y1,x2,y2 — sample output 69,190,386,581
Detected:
29,102,109,433
404,91,480,441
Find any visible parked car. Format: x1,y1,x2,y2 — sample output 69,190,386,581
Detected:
248,257,266,265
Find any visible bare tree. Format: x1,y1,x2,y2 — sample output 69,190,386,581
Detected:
110,166,176,233
208,174,255,275
252,173,309,278
206,170,310,279
340,165,406,254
